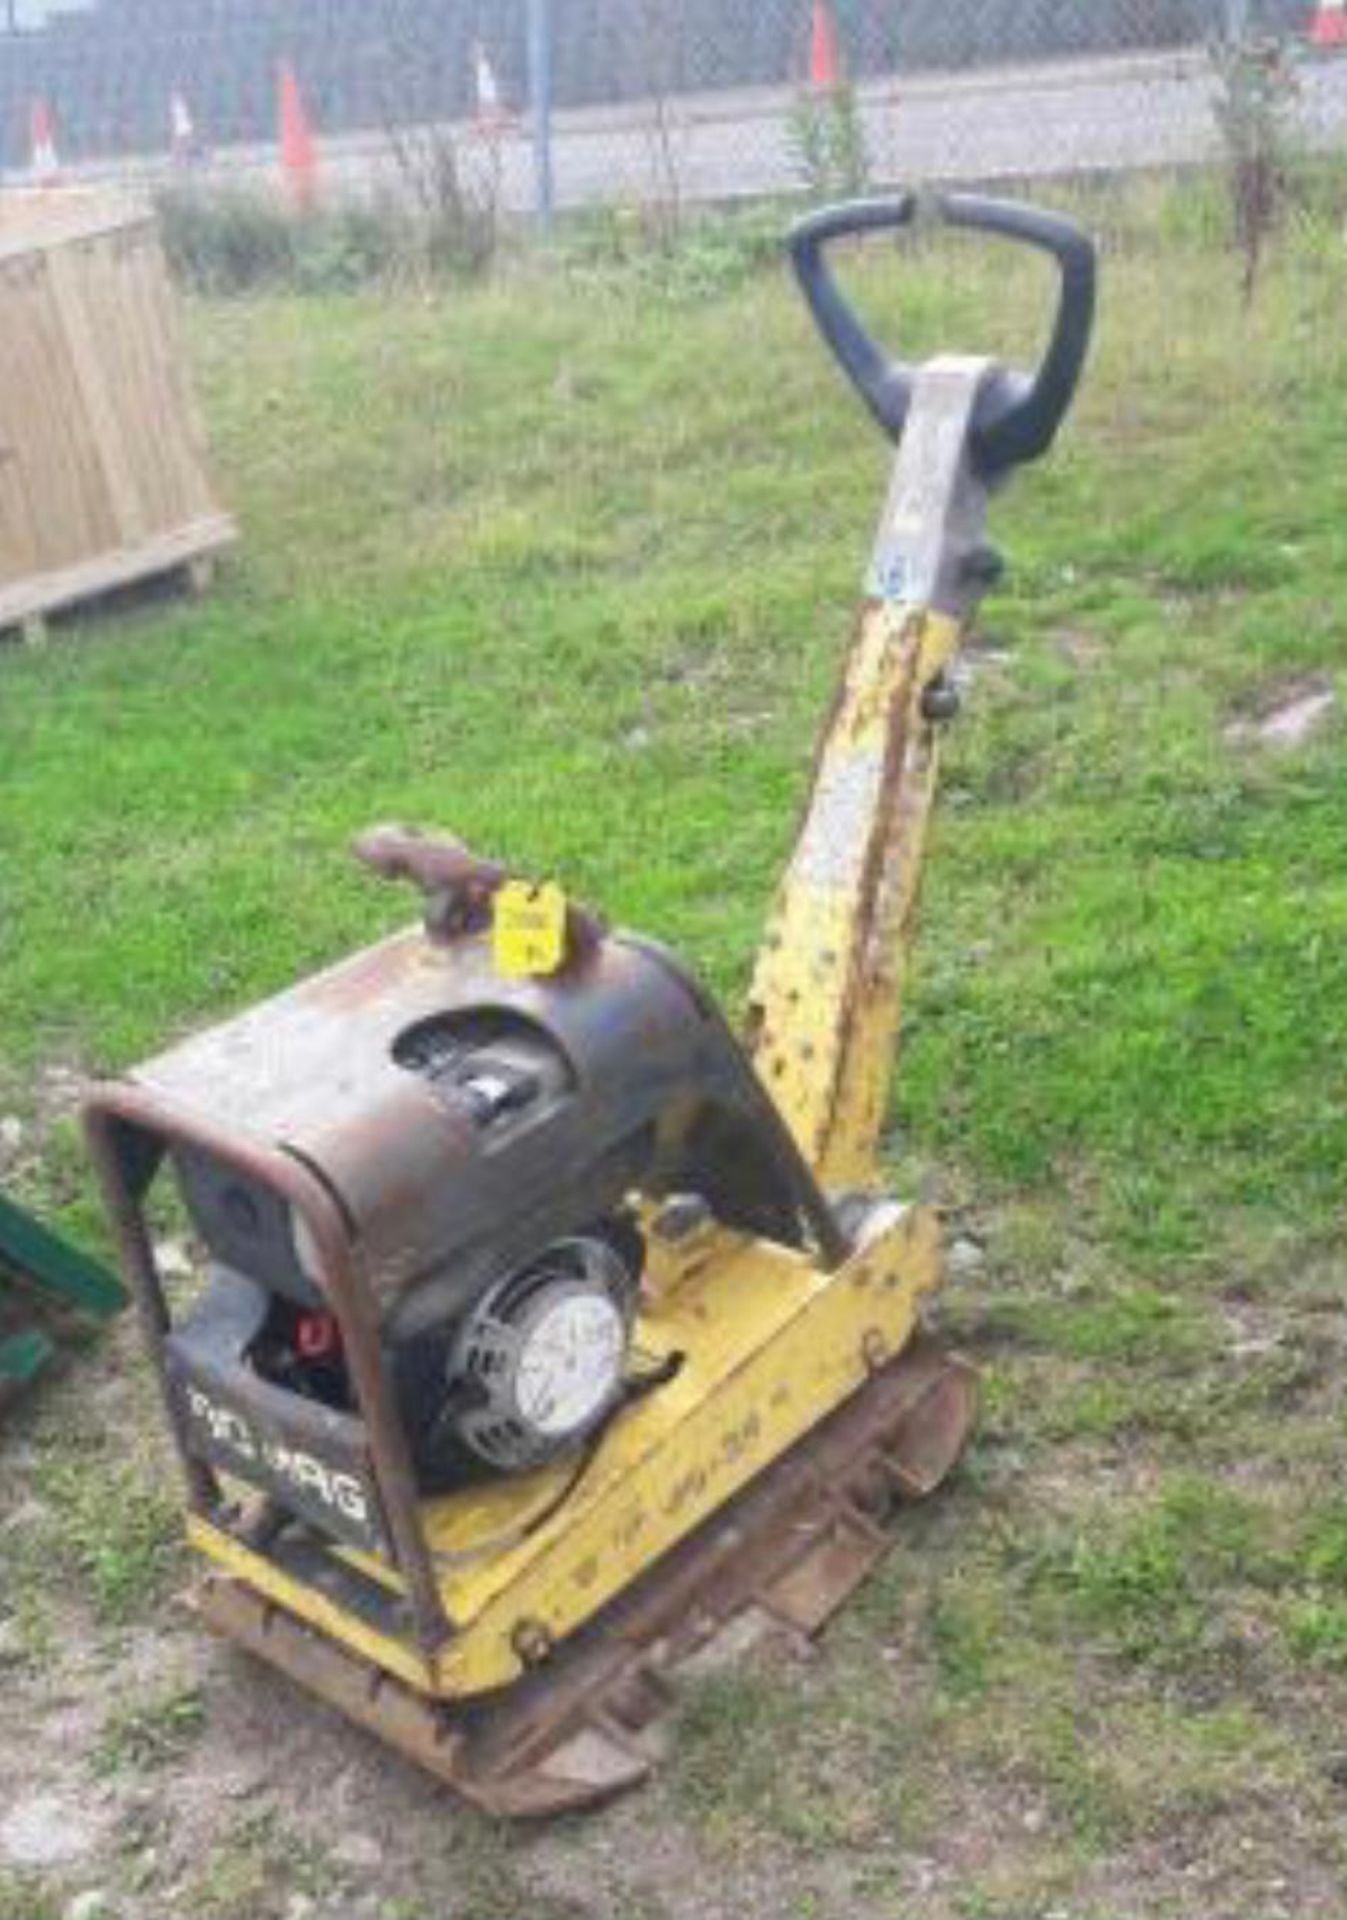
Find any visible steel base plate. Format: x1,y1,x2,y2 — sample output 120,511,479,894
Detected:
196,1330,976,1817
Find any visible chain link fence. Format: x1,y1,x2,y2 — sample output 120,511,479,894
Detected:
0,0,1339,216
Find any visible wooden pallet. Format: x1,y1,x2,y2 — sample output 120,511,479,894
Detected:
0,189,234,647
0,512,237,647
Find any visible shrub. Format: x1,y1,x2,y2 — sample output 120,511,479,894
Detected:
1208,30,1302,301
156,185,298,294
557,200,788,300
154,184,490,297
787,83,871,202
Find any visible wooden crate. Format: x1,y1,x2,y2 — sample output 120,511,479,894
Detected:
0,189,235,643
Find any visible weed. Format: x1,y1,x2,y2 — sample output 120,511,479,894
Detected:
1296,1502,1347,1589
1208,30,1302,300
675,1662,923,1849
1285,1597,1347,1669
787,83,870,200
1054,1516,1190,1643
182,1810,326,1920
34,1455,182,1623
373,0,504,278
95,1683,206,1775
0,1874,61,1920
1029,1480,1267,1662
557,199,787,299
155,186,460,296
927,1584,1002,1699
156,185,301,292
988,1285,1213,1367
1276,1502,1347,1671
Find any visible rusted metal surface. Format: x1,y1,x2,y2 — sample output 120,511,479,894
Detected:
747,359,998,1190
80,914,850,1667
195,1329,976,1817
106,923,842,1315
82,1087,453,1655
352,825,606,959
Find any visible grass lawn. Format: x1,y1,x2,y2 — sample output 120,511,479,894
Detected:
1,185,1346,1918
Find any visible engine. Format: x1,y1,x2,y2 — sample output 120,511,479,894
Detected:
144,916,834,1535
171,1213,643,1494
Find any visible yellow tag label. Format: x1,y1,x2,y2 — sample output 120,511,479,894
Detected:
493,880,569,979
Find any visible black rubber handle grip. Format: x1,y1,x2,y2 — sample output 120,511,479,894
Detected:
788,191,1097,475
938,193,1097,473
788,195,918,444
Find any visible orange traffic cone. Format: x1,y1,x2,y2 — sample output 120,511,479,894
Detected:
1311,0,1347,45
810,0,841,90
29,98,61,183
278,60,318,210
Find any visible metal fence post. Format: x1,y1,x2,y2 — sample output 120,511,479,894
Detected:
527,0,555,231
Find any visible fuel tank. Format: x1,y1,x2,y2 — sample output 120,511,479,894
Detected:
132,926,834,1328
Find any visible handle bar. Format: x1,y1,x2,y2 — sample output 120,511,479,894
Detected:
789,192,1096,476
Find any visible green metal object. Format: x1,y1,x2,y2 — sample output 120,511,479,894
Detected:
0,1190,124,1316
0,1189,125,1404
0,1327,56,1394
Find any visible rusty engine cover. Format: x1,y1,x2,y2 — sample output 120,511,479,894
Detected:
129,914,841,1511
140,928,828,1320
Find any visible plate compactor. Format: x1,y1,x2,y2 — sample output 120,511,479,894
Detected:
84,193,1095,1815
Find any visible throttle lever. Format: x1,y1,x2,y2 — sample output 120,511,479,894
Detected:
353,825,604,959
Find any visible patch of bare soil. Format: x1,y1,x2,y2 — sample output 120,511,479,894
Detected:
1224,674,1337,750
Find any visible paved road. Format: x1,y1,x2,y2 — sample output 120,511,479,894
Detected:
11,46,1347,211
527,47,1347,210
